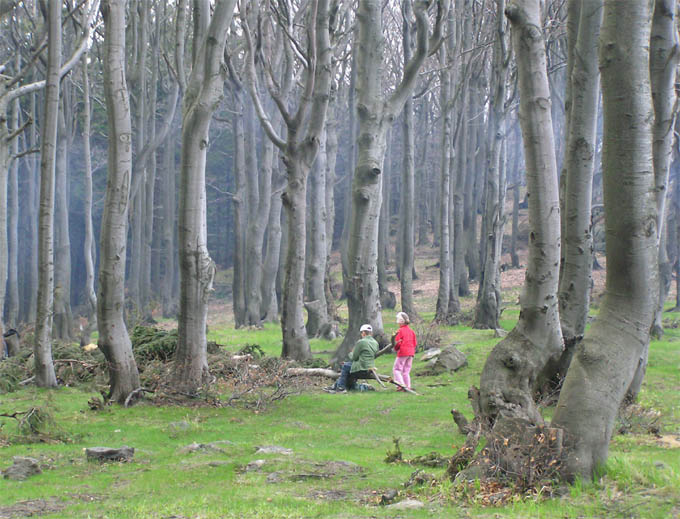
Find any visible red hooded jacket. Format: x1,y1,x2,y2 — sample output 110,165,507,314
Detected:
394,324,417,357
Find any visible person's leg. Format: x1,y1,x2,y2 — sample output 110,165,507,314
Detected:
393,356,407,386
335,361,352,390
402,356,413,389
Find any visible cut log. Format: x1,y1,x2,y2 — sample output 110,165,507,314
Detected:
285,368,339,379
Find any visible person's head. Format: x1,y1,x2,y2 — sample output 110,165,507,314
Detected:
360,324,373,337
396,312,409,325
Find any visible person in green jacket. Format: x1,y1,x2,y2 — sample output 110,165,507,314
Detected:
324,324,379,393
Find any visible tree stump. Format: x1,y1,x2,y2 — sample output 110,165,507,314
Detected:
85,446,134,462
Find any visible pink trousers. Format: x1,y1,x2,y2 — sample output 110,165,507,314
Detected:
393,355,413,389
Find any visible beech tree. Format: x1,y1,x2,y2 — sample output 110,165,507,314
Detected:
552,0,657,480
173,0,238,391
98,0,141,403
333,0,446,365
242,0,334,360
477,0,563,424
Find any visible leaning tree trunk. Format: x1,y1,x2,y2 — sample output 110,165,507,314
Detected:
477,0,563,425
174,0,237,392
555,0,602,374
649,0,679,340
98,0,141,403
33,0,62,388
552,0,657,480
474,0,510,330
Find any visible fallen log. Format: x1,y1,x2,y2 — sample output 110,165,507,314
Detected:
285,368,339,379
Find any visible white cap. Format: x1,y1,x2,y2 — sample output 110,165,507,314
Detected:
360,324,373,333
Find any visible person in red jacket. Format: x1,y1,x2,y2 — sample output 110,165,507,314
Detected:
392,312,416,391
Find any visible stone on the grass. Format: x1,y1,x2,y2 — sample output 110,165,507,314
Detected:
419,349,441,362
424,346,468,373
386,499,425,510
245,459,266,472
266,471,285,483
494,328,508,338
2,456,42,480
167,421,191,433
85,446,134,462
179,441,233,454
255,445,293,455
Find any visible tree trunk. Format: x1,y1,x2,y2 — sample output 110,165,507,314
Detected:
649,0,679,339
261,172,284,323
6,95,19,328
399,0,416,317
53,104,73,340
81,51,97,341
552,0,656,480
306,127,330,336
478,0,563,424
34,0,61,388
333,0,445,364
174,0,237,392
474,0,510,330
98,0,141,403
161,129,178,317
377,129,395,310
231,90,247,327
435,42,452,323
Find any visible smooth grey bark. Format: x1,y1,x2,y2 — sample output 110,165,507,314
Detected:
231,90,247,328
24,90,39,323
98,0,141,403
649,0,679,339
324,97,339,321
474,0,510,330
160,129,178,317
53,100,73,340
261,170,284,323
243,0,333,361
556,0,602,366
399,0,416,318
377,128,394,311
333,0,446,365
33,0,61,388
478,0,563,424
552,0,656,480
417,101,431,246
174,0,237,391
435,42,452,323
306,126,330,336
81,51,97,340
6,95,19,328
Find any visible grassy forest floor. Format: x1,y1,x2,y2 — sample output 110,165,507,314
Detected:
1,245,679,518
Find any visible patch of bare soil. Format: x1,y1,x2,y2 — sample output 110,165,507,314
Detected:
0,494,102,519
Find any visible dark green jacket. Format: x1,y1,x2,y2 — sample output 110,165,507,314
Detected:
350,335,379,373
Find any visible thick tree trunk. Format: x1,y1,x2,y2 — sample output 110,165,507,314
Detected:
34,0,61,388
478,0,563,424
377,129,395,310
555,0,602,372
98,0,141,403
552,0,656,480
174,0,237,392
261,172,284,323
161,129,178,318
474,0,509,330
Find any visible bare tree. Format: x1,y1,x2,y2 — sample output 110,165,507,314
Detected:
242,0,334,360
333,0,446,364
554,0,603,376
173,0,238,391
552,0,657,480
476,0,563,424
98,0,141,403
34,0,62,388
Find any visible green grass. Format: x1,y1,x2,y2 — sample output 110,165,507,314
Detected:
1,303,679,518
